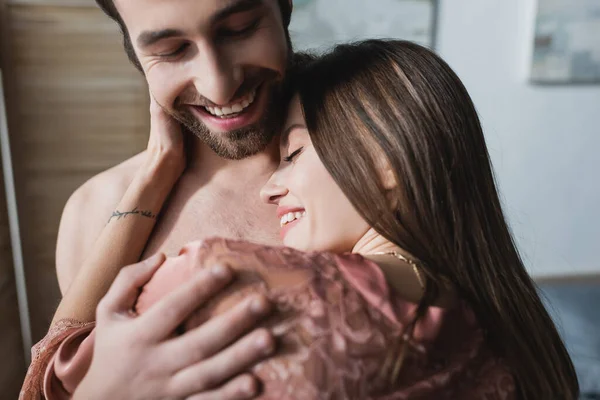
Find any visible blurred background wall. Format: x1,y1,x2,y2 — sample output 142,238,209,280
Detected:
436,0,600,278
0,0,598,397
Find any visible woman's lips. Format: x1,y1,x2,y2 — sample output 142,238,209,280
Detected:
280,217,302,239
277,207,306,240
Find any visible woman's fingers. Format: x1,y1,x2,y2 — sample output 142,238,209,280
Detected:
97,253,165,318
148,91,183,146
138,264,235,340
162,294,273,372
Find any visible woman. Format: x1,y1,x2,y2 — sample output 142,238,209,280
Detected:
24,40,578,399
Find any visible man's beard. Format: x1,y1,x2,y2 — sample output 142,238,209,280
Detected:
168,82,285,160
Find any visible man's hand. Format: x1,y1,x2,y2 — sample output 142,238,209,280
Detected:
74,254,274,400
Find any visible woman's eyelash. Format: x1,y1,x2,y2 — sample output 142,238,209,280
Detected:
283,147,304,162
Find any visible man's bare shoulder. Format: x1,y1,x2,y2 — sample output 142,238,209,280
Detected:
56,152,146,294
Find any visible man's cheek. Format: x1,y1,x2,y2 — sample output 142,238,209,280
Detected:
147,75,178,111
237,31,288,74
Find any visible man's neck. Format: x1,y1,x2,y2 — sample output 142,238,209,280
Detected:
185,136,279,185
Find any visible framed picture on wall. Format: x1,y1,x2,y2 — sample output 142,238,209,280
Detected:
531,0,600,84
288,0,438,52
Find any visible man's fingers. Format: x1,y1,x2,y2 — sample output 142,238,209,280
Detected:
98,253,165,317
162,294,272,372
169,328,274,397
138,264,234,340
184,374,258,400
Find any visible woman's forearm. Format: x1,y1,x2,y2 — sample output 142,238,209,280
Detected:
52,154,180,324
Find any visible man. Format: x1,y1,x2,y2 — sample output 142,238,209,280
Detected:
55,0,294,397
57,0,292,289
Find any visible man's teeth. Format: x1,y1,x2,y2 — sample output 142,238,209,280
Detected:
205,89,256,117
280,211,306,227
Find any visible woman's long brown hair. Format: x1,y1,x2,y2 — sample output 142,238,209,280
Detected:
290,40,578,399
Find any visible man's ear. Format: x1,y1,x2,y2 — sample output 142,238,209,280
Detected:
289,0,293,11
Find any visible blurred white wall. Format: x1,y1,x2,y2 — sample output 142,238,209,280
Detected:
436,0,600,277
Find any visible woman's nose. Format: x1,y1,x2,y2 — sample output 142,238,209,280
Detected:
260,173,289,205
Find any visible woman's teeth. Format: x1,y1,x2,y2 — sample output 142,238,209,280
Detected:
280,211,306,227
205,89,256,117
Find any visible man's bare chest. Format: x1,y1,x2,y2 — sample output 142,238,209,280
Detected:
142,184,281,257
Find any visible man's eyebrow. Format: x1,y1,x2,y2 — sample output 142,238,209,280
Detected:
281,123,306,146
137,29,184,48
136,0,263,48
211,0,264,24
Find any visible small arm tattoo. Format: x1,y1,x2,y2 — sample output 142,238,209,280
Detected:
108,207,157,223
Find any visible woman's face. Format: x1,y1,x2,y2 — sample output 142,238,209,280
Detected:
260,95,370,253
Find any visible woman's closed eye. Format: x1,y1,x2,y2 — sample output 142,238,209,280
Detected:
283,147,304,163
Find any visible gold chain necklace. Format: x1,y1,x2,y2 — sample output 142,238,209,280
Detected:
372,251,426,290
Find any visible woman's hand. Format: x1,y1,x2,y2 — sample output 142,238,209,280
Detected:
74,256,275,400
142,93,187,182
52,93,188,324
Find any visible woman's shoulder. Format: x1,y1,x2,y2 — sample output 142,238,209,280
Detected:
183,236,338,273
186,239,407,396
136,237,380,318
175,238,404,316
137,237,459,327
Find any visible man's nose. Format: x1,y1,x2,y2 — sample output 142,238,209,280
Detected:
191,47,243,106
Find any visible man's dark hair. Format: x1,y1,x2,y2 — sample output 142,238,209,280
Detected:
95,0,293,72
